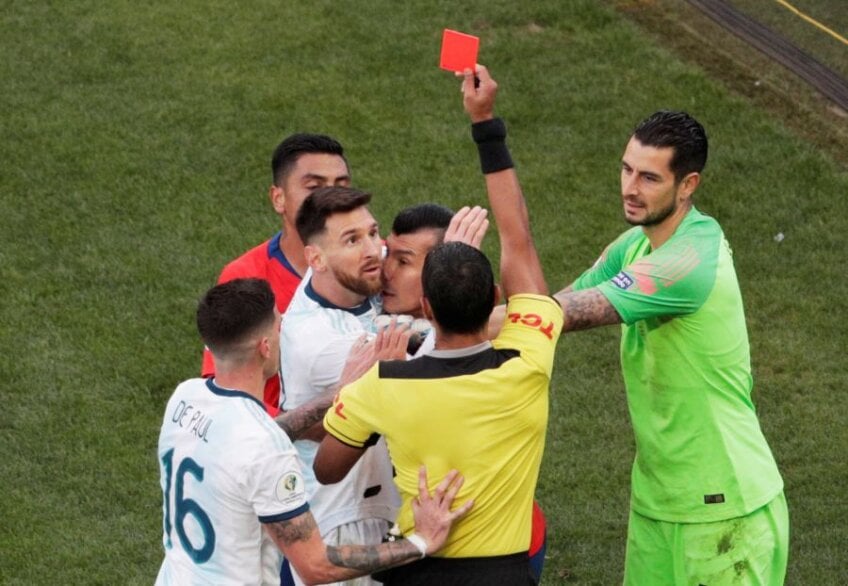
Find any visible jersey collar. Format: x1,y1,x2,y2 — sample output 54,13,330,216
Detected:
304,277,376,316
267,231,301,279
428,340,493,359
205,378,265,410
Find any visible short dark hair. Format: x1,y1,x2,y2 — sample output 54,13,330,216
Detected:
271,133,347,186
633,110,708,182
391,203,453,242
295,186,372,244
422,242,495,335
196,278,276,358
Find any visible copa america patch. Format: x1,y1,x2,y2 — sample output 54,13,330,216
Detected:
611,271,634,290
275,471,305,506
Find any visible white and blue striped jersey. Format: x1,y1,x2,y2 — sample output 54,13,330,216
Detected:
155,378,308,586
280,276,400,536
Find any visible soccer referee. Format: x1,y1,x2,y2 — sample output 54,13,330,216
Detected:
314,65,562,586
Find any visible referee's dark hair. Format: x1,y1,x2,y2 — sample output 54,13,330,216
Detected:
422,242,495,335
196,278,276,359
271,133,347,187
633,110,708,183
391,203,453,239
296,186,372,245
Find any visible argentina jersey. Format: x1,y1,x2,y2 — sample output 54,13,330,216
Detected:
279,275,399,537
155,378,308,585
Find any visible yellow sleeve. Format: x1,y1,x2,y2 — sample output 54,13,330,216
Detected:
493,294,563,378
322,365,381,448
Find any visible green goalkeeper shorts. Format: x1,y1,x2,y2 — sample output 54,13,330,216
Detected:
623,491,788,586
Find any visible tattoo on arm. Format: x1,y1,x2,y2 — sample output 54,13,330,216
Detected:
556,288,622,332
326,539,419,572
275,386,338,440
267,514,318,544
267,512,420,582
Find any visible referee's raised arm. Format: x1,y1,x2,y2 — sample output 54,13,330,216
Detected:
461,65,547,298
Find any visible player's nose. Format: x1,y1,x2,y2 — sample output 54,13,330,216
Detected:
382,262,394,280
363,235,381,258
621,174,638,197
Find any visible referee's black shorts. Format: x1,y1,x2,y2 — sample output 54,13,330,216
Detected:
374,551,534,586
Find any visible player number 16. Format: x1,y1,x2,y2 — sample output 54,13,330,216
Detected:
160,448,217,564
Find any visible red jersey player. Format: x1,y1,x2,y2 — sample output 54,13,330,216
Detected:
201,134,351,415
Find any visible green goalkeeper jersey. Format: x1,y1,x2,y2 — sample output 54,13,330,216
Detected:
572,207,782,523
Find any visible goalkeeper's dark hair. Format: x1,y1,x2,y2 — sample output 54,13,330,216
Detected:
196,278,276,358
422,242,495,335
633,110,708,182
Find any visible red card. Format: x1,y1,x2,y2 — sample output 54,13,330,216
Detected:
439,29,479,73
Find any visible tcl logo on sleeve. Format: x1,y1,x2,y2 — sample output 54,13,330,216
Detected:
507,313,556,339
332,393,347,419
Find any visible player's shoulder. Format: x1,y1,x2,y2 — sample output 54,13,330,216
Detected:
208,384,295,449
169,377,210,402
282,290,336,333
655,209,725,267
613,225,646,247
280,301,350,369
281,278,320,318
502,294,563,330
599,226,647,266
676,208,723,241
218,237,276,283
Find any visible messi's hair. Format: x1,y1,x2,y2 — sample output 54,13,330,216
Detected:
422,242,495,335
633,110,708,182
271,133,347,186
391,203,454,243
295,186,372,245
196,278,276,357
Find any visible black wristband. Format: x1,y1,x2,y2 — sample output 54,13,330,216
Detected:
471,118,514,174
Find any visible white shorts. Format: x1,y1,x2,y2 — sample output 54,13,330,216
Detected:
290,517,393,586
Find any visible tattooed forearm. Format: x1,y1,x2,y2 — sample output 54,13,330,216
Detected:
326,539,419,572
555,288,622,332
267,513,317,544
275,387,338,440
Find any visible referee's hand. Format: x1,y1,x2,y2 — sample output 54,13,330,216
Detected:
460,64,497,123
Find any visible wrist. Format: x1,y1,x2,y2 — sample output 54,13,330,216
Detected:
471,118,513,174
470,113,494,124
471,117,506,143
405,533,428,559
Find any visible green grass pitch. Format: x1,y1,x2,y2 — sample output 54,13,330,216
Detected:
1,1,846,583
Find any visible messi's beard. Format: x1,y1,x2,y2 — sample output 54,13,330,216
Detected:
332,265,383,297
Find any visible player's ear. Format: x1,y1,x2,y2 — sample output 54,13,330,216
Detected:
677,172,700,202
420,296,434,322
269,184,286,215
257,335,271,360
304,244,326,272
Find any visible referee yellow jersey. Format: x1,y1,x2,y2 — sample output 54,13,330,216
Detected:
324,294,563,557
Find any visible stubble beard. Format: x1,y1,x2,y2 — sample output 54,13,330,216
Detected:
625,196,677,227
333,265,383,297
